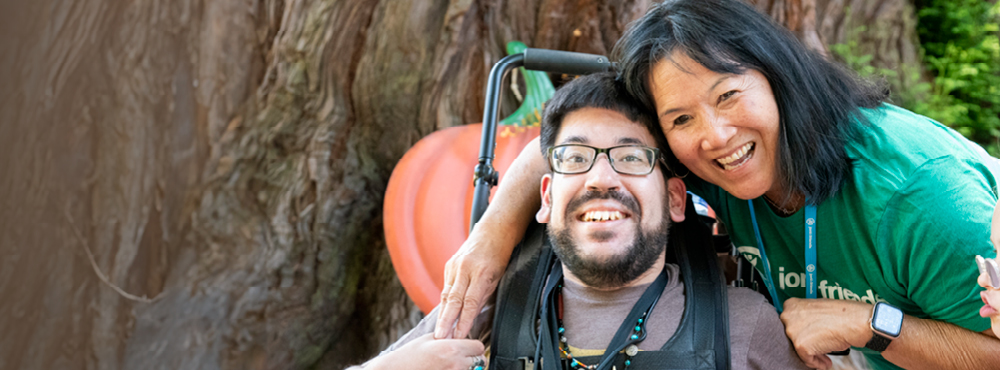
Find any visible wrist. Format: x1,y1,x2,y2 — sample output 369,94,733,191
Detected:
863,302,905,352
849,302,877,348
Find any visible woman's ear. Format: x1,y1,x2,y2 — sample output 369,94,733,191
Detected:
667,177,687,222
536,174,554,223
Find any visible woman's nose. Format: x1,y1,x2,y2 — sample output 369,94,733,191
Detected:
700,114,737,151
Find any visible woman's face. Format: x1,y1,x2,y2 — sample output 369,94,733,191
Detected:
649,51,782,200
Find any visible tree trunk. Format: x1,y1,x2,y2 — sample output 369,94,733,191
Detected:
0,1,919,370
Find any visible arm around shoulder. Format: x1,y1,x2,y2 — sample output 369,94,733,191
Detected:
436,136,549,339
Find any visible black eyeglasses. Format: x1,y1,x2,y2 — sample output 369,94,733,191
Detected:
546,144,663,175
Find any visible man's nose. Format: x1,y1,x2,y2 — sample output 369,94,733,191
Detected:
700,113,737,151
585,154,623,191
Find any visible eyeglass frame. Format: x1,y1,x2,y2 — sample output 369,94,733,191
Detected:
545,144,668,176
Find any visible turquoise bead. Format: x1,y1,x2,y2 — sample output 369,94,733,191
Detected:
631,334,638,340
638,318,643,324
559,327,565,333
635,326,641,332
475,367,484,370
625,360,632,366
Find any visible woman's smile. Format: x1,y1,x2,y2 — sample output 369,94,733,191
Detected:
715,142,755,170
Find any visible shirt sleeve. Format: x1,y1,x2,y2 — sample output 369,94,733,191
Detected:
877,155,996,332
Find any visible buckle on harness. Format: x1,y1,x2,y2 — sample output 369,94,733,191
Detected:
518,357,534,370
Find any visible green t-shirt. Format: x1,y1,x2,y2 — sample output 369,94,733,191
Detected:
689,104,998,370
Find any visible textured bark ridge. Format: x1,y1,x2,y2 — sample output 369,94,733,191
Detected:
814,0,926,94
0,1,916,369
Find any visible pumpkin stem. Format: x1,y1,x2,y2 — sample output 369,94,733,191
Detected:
499,41,556,128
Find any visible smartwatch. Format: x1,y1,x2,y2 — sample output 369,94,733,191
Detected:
865,302,903,352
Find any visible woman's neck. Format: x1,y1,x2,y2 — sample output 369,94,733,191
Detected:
763,185,805,216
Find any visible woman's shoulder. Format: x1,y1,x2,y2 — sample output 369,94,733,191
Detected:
847,104,992,187
852,104,985,162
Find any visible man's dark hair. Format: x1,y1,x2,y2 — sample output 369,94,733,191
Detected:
539,72,674,177
612,0,888,204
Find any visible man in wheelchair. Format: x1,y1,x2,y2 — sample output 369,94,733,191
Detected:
350,73,806,370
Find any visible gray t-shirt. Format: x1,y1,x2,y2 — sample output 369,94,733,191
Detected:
350,263,808,370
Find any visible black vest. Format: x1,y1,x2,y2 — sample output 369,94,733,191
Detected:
488,195,731,370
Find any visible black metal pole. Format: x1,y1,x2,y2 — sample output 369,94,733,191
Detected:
470,53,524,233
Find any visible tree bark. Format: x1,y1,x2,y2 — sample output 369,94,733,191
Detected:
0,1,920,369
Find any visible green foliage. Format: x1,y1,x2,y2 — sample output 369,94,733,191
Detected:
914,0,1000,154
832,1,1000,154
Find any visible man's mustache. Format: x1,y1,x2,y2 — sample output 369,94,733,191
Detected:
565,190,640,218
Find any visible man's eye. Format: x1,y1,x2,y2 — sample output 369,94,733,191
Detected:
566,154,588,163
673,115,692,126
621,154,642,162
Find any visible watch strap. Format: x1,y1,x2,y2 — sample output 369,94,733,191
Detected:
864,333,892,352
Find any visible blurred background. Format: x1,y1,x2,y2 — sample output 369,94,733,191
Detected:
0,0,996,369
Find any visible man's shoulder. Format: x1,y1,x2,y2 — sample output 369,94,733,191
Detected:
723,286,774,317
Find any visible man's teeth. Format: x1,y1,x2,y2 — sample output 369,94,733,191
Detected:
582,211,624,222
716,142,754,170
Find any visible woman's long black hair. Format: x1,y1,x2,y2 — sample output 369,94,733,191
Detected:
612,0,888,204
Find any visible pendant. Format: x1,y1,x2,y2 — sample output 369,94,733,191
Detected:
625,344,639,357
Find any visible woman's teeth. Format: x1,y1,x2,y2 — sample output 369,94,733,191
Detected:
716,142,754,170
582,211,624,222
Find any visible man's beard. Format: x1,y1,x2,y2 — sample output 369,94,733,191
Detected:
548,190,671,289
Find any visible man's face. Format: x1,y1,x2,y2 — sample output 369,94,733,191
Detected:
537,107,687,288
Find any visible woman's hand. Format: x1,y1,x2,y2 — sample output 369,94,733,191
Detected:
367,333,485,370
780,298,871,370
434,227,513,339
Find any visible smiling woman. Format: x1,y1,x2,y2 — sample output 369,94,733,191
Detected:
647,54,782,202
436,1,1000,369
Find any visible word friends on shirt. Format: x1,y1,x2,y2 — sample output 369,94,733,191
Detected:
736,246,886,304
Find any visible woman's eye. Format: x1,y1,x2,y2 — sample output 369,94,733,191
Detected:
673,115,692,126
718,90,737,103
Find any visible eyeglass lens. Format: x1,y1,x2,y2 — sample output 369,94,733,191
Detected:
550,145,655,175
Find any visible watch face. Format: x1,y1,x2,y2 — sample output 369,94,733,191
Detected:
872,303,903,337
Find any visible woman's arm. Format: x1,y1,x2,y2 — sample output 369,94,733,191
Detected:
434,136,548,339
781,298,1000,370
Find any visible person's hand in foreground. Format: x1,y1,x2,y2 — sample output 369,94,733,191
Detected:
365,333,485,370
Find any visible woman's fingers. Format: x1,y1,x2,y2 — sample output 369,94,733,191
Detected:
436,260,471,339
453,269,500,339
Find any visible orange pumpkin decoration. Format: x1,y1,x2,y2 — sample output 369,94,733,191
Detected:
384,41,553,313
384,125,540,313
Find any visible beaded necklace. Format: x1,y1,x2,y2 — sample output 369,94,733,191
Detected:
554,280,652,370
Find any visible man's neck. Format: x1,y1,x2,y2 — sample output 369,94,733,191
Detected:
562,249,667,291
